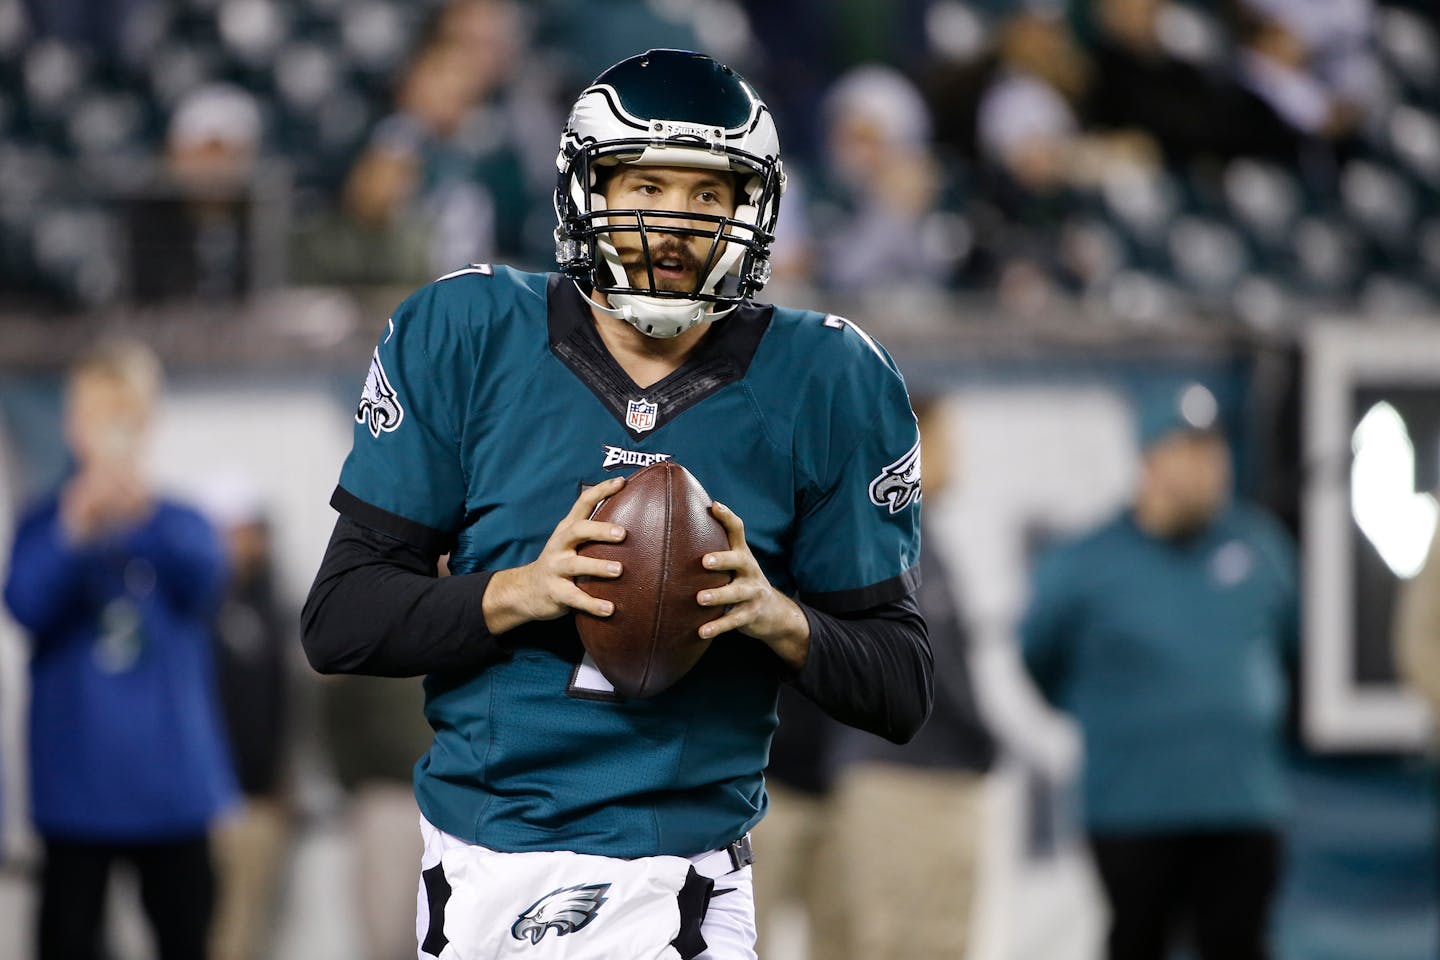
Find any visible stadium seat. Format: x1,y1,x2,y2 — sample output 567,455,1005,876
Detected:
22,39,86,119
217,0,289,68
1166,214,1250,302
1104,268,1185,326
1340,158,1416,254
1155,1,1227,70
339,1,410,74
1290,215,1366,299
65,89,147,159
31,205,121,306
1058,215,1129,292
1377,6,1440,99
1230,274,1294,331
1387,104,1440,197
274,41,340,113
1223,158,1302,252
1098,164,1182,250
1359,272,1436,315
146,40,223,110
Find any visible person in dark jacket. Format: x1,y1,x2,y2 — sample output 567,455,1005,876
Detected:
203,480,294,960
4,338,237,960
829,395,998,960
1021,382,1298,960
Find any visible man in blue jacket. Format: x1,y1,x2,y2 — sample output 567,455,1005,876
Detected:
1021,382,1298,960
4,339,237,960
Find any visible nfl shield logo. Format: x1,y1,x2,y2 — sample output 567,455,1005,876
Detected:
626,397,658,433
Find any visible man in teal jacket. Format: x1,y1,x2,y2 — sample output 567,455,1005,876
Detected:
1021,382,1298,960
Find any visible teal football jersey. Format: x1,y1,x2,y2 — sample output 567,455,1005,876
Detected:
335,265,921,857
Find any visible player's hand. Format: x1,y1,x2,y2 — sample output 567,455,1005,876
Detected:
696,501,810,669
482,477,627,634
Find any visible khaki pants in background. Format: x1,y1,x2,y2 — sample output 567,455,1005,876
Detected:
211,797,291,960
751,782,850,959
349,781,426,960
831,765,988,960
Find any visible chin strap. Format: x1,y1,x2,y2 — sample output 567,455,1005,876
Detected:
572,280,737,339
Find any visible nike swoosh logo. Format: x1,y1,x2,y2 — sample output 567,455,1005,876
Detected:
710,887,738,899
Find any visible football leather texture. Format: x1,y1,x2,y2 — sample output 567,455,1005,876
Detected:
576,461,731,698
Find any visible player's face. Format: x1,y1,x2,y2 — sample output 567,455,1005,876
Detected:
600,165,738,293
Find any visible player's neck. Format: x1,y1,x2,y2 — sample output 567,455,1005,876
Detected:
588,305,711,389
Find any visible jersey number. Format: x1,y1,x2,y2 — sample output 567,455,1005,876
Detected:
822,314,885,360
566,652,622,701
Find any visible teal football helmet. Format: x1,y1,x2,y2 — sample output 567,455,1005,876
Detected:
555,49,786,337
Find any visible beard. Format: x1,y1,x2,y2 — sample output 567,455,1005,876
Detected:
617,238,710,292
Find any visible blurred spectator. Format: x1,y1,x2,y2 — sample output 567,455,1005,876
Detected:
293,23,542,288
125,82,273,304
290,140,434,288
977,9,1092,196
1230,0,1370,145
828,395,997,960
1076,0,1309,165
2,338,237,960
424,0,559,259
971,7,1121,311
430,0,559,181
811,64,965,295
537,0,710,105
202,476,295,960
751,686,848,960
320,571,436,960
1021,382,1298,960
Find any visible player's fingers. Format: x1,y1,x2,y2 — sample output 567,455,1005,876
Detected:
701,549,746,573
710,501,746,548
565,556,623,580
696,580,753,608
563,581,615,618
698,606,751,639
572,476,626,520
570,518,627,545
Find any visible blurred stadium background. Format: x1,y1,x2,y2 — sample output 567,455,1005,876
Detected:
1,0,1439,957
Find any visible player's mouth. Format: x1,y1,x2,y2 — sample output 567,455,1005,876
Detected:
652,254,690,282
623,245,703,290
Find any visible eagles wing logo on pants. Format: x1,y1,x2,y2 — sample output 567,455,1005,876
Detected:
511,883,612,945
869,439,922,514
356,347,405,438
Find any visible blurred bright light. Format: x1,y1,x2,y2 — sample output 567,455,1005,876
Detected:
1351,401,1437,579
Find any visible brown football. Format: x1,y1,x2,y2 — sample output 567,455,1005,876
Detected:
575,460,731,698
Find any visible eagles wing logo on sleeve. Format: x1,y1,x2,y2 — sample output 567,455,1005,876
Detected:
356,347,405,438
511,883,611,945
868,439,922,514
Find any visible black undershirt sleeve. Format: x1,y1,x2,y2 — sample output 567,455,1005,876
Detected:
301,515,509,677
790,594,934,745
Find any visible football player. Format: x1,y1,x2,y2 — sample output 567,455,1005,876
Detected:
303,49,933,959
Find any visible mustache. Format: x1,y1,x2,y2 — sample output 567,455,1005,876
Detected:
617,239,709,273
